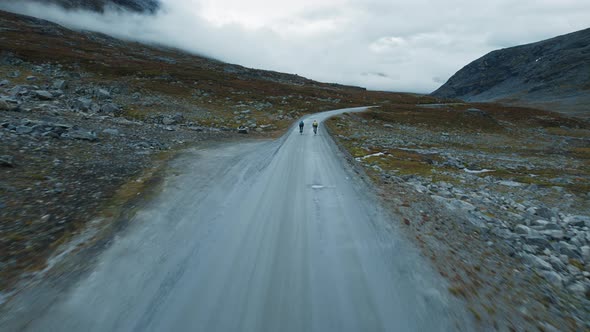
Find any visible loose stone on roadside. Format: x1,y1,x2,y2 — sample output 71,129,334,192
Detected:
0,155,14,167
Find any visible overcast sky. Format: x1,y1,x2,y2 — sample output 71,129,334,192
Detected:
2,0,590,92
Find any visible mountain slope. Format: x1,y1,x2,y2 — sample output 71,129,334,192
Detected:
12,0,160,13
432,28,590,118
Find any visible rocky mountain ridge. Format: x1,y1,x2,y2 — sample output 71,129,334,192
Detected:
4,0,160,13
432,28,590,118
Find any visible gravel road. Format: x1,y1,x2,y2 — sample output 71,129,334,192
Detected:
1,107,473,331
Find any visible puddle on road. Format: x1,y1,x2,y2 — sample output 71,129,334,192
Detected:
310,184,337,190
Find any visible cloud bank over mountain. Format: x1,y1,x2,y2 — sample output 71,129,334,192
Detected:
2,0,589,92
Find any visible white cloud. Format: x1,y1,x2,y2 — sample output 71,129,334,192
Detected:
1,0,589,93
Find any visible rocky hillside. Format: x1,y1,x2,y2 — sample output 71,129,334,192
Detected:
432,28,590,118
10,0,160,13
327,103,590,330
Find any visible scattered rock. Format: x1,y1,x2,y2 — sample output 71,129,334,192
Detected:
52,80,67,90
162,117,176,125
102,128,120,136
541,230,565,240
541,223,561,231
567,282,587,296
498,180,524,187
74,97,92,111
515,225,534,236
100,103,120,114
64,130,98,142
0,155,14,167
531,219,549,227
524,254,553,270
524,236,550,249
534,207,555,220
558,242,580,259
96,88,111,99
35,90,54,100
0,99,13,111
581,246,590,263
541,270,563,287
564,215,590,228
16,126,33,134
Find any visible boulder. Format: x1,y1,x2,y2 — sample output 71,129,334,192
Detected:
64,130,98,142
558,242,580,259
535,207,555,220
541,270,563,287
172,113,185,122
16,126,33,134
531,219,549,227
581,246,590,263
0,155,14,167
542,223,561,231
90,103,101,113
516,225,544,237
564,215,590,228
567,282,587,296
74,97,92,111
0,79,9,87
498,180,524,187
541,230,565,240
237,126,249,134
548,255,567,271
524,236,550,249
162,117,176,125
0,99,14,111
524,254,553,270
9,85,25,97
96,88,111,99
100,103,120,114
35,90,54,100
52,80,67,90
102,128,120,136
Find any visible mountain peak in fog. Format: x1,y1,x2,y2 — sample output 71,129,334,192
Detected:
23,0,160,13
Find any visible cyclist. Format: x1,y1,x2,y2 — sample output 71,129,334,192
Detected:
312,120,319,135
299,120,304,134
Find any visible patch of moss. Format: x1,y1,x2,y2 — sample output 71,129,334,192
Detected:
569,259,586,271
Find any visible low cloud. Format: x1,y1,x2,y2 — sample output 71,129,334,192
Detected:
1,0,589,93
